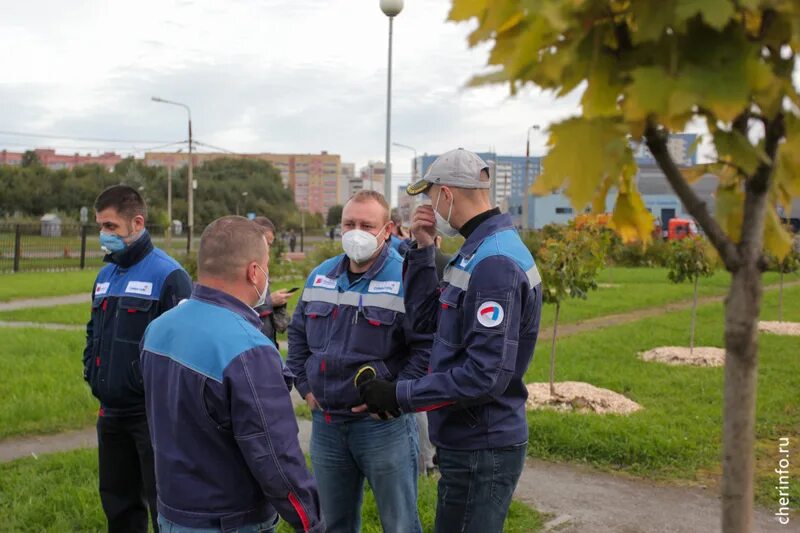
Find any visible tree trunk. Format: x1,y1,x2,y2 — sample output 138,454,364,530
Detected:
778,270,784,322
690,276,698,355
721,262,762,533
549,302,560,397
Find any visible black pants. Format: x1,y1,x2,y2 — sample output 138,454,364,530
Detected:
97,414,158,533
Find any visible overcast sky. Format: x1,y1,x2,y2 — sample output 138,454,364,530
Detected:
0,0,588,181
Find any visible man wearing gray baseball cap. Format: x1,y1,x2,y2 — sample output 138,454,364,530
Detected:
358,148,543,532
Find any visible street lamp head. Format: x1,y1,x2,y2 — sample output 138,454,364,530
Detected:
380,0,404,17
151,96,165,102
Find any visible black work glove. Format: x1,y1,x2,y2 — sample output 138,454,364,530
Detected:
358,378,401,420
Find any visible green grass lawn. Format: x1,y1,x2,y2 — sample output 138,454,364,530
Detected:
0,328,96,439
0,303,90,325
2,267,792,330
525,285,800,509
0,276,306,326
538,267,787,329
0,448,543,533
0,270,99,302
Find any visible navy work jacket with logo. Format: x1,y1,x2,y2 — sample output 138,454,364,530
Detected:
287,244,432,422
397,212,542,450
82,231,192,416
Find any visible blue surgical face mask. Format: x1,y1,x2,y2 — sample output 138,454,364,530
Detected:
99,232,126,253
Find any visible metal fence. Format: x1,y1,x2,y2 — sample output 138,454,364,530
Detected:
0,223,198,273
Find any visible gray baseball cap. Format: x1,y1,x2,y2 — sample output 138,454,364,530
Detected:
406,148,490,196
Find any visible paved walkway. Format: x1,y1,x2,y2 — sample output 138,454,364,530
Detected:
0,320,83,331
0,292,89,311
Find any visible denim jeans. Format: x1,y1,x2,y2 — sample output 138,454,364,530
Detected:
157,514,278,533
310,411,422,533
435,442,528,533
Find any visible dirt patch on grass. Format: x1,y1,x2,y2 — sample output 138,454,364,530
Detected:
639,347,725,367
526,382,642,415
758,321,800,336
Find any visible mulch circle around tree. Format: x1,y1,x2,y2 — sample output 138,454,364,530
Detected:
758,321,800,336
525,382,642,415
639,347,725,367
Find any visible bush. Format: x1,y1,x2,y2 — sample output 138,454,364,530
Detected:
606,234,673,267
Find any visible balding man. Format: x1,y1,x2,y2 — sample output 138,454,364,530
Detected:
140,216,324,533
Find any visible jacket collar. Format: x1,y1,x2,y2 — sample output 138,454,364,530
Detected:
458,212,515,258
326,241,391,282
104,230,154,269
192,284,262,329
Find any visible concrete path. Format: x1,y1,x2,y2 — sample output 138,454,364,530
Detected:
0,292,89,311
514,459,794,532
0,320,83,331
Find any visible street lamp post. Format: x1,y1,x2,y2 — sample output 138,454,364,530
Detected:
380,0,404,205
152,96,194,253
392,142,417,179
522,124,541,231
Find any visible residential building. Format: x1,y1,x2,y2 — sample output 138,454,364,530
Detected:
0,148,122,170
145,150,342,217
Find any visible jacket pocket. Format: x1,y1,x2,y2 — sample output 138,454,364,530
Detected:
303,301,335,351
115,297,155,344
436,285,464,347
349,306,398,357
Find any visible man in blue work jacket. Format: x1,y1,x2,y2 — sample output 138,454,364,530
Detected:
83,185,192,533
287,190,432,533
359,148,542,533
141,216,324,533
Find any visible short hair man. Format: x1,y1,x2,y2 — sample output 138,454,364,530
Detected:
287,190,432,533
252,216,295,347
83,185,193,533
140,216,324,533
359,149,543,532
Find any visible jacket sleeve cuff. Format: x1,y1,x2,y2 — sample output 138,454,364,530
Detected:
396,379,414,412
295,380,311,399
406,244,436,265
307,521,327,533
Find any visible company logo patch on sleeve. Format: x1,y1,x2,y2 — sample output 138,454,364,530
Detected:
94,282,110,296
476,301,504,328
313,275,337,289
368,280,400,294
125,281,153,296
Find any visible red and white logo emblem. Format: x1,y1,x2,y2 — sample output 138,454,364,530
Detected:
477,301,504,328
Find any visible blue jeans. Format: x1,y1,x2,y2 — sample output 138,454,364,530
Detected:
435,443,528,533
310,411,421,533
157,514,278,533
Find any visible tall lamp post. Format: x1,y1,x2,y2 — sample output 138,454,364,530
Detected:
522,124,541,231
380,0,404,205
152,96,194,252
392,142,417,178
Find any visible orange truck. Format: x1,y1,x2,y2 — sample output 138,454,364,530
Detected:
667,218,698,241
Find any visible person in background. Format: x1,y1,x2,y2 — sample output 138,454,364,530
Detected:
253,216,295,348
140,216,324,533
287,191,432,533
83,185,193,533
289,229,297,253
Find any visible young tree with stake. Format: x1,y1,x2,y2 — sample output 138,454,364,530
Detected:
666,236,714,354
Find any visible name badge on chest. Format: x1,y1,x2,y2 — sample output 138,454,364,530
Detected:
125,281,153,296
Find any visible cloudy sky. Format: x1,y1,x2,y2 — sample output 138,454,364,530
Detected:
0,0,585,182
